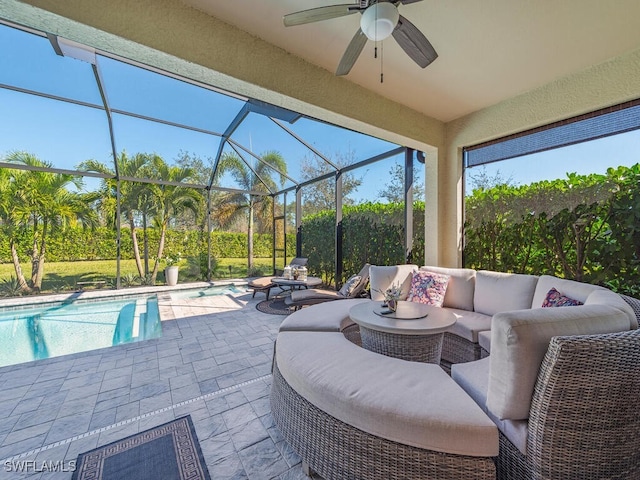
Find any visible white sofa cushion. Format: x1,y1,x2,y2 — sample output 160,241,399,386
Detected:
369,264,417,301
474,271,539,316
276,331,499,457
446,308,492,343
278,298,369,332
421,266,476,311
531,275,602,308
452,358,529,455
487,304,632,420
478,329,492,353
584,289,638,329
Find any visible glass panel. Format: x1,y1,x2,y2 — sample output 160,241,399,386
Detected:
0,24,102,104
0,89,112,175
463,130,640,295
98,56,246,133
109,112,218,183
287,117,398,167
230,113,314,184
301,178,335,286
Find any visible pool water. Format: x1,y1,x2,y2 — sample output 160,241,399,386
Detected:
170,284,242,299
0,296,161,368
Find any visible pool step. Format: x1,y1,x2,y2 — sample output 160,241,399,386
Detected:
132,298,147,338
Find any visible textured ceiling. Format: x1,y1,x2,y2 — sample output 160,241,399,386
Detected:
181,0,640,122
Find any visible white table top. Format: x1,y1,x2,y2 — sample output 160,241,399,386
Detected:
349,301,456,336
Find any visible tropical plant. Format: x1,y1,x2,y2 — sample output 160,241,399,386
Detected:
214,151,287,270
79,151,152,278
1,152,98,292
141,156,200,283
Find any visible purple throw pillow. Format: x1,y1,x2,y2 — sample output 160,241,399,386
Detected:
541,287,583,307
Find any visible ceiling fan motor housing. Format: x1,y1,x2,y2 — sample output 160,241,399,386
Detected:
360,2,399,41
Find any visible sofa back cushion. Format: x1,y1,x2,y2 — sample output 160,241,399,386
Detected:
369,264,417,301
420,266,476,311
486,304,632,420
473,271,539,316
531,275,601,308
532,275,637,329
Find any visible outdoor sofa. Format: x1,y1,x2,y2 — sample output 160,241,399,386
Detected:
270,265,640,479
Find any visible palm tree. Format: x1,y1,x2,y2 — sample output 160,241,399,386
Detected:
143,155,200,283
79,152,152,278
215,151,287,271
2,152,98,292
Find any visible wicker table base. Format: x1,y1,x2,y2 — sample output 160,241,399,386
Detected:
360,326,444,363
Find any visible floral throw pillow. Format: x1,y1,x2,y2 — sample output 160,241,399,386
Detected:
541,287,583,307
339,275,362,297
407,271,450,307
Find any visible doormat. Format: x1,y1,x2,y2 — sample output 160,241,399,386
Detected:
72,415,210,480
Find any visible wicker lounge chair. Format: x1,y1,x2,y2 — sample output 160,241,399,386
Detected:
285,264,370,309
247,257,308,300
496,329,640,479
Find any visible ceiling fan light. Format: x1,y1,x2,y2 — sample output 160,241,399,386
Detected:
360,3,399,41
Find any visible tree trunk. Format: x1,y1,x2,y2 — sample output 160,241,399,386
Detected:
31,215,39,287
129,215,144,277
10,239,31,293
143,213,149,276
247,201,254,271
151,223,166,284
32,219,48,290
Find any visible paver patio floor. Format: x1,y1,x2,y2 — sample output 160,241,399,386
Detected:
0,286,317,480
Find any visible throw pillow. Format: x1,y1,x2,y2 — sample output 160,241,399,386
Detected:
541,287,583,307
339,275,362,297
407,271,450,306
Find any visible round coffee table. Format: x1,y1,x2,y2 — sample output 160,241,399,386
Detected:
272,276,322,296
349,301,456,363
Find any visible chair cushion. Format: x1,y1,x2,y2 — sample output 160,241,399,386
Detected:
279,298,370,332
277,331,499,457
248,276,275,288
288,288,344,304
407,271,450,306
541,287,583,307
452,358,528,455
421,266,476,311
339,275,362,296
446,308,492,343
474,271,539,316
369,264,417,301
487,304,632,421
477,329,492,353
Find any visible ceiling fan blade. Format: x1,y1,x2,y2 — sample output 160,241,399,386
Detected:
284,4,359,27
336,28,368,76
397,0,424,4
392,14,438,68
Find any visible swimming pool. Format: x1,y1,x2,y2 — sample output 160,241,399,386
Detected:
0,295,161,368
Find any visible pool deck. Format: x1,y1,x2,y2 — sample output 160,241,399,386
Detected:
0,285,317,479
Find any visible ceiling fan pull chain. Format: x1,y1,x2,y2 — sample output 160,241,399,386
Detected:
380,40,384,83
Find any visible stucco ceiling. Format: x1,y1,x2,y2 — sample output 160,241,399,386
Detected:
181,0,640,123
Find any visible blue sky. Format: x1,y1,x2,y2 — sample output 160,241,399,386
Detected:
0,22,407,202
2,21,638,204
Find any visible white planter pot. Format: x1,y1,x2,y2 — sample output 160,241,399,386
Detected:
165,266,179,286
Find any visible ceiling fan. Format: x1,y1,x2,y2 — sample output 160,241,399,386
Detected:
283,0,437,76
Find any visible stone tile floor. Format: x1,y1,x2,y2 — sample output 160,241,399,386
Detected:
0,286,320,480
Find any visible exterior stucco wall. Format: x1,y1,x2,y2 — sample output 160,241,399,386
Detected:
442,47,640,267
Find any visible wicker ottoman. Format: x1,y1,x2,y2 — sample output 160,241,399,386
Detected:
272,330,498,480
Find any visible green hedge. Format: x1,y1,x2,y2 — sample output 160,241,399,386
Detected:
0,228,296,262
301,202,425,285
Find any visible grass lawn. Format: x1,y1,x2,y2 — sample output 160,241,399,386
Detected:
0,257,282,295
